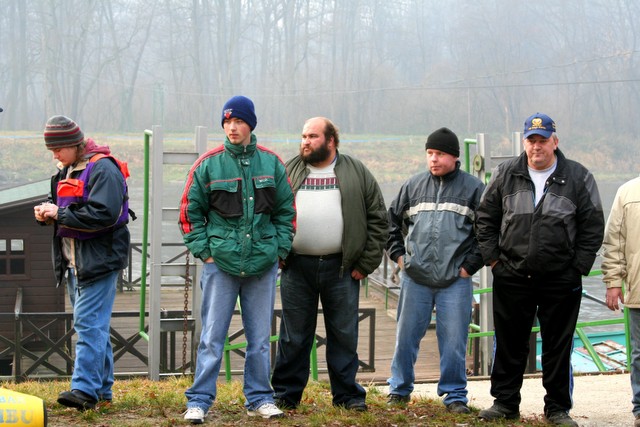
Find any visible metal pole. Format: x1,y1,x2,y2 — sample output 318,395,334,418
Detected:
139,130,152,341
148,125,164,380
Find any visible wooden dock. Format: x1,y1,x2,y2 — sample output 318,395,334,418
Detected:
96,281,451,385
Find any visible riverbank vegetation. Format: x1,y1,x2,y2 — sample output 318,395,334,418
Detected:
2,131,636,188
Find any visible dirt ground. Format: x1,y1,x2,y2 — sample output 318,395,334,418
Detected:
399,372,634,426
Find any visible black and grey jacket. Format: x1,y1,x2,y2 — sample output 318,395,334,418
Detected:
475,148,604,276
387,162,485,288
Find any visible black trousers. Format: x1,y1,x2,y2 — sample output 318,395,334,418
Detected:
489,263,582,415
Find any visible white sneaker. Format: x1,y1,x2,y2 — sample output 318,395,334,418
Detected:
247,402,284,419
184,407,206,424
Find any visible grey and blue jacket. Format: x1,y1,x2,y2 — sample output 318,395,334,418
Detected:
387,162,485,288
475,148,604,276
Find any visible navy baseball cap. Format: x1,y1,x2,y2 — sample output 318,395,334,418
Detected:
523,113,556,138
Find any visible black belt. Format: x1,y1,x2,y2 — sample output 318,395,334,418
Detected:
293,252,342,260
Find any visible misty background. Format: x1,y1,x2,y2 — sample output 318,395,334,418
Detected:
1,1,639,160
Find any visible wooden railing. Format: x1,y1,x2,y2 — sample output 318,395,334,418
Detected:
0,289,376,382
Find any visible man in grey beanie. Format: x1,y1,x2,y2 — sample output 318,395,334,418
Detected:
385,127,485,414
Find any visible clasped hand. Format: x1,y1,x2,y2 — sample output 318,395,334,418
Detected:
34,202,59,221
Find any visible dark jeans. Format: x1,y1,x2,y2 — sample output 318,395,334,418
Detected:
272,254,366,406
490,264,582,415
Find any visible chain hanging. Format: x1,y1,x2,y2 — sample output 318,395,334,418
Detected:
182,251,191,374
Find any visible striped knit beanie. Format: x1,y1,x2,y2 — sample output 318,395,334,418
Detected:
44,115,84,149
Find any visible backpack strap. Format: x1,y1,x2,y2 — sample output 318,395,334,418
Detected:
89,153,130,180
89,153,137,222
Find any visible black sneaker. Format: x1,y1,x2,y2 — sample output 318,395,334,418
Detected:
446,401,471,414
274,397,297,410
545,410,578,426
478,403,520,420
345,400,367,412
387,394,411,406
57,389,97,411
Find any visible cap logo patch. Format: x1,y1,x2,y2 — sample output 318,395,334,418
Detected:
527,117,555,131
224,109,233,119
529,118,544,130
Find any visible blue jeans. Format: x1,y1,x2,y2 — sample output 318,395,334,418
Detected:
185,261,278,412
68,269,117,401
630,308,640,416
272,254,366,407
388,273,472,405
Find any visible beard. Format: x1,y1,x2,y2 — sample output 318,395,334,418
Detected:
300,140,331,164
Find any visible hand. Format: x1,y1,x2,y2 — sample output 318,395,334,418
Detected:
204,257,214,263
396,256,404,270
352,269,366,281
606,288,624,311
459,267,471,278
35,202,58,221
34,204,47,222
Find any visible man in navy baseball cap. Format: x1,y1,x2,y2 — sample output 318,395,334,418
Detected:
476,110,604,427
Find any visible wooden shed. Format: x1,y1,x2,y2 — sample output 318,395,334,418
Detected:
0,180,66,371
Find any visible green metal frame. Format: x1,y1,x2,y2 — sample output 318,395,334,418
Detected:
138,130,152,342
463,138,491,183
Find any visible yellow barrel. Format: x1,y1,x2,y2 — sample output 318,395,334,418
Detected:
0,388,47,426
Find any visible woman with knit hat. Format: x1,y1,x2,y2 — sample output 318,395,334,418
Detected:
34,115,130,411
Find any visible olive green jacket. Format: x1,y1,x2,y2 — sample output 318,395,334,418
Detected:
286,151,388,276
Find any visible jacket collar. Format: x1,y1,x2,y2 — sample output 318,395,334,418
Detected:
517,148,567,174
430,160,461,181
225,133,257,157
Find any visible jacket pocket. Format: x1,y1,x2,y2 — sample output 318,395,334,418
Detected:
253,176,276,214
57,178,84,197
208,179,243,218
250,227,278,273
